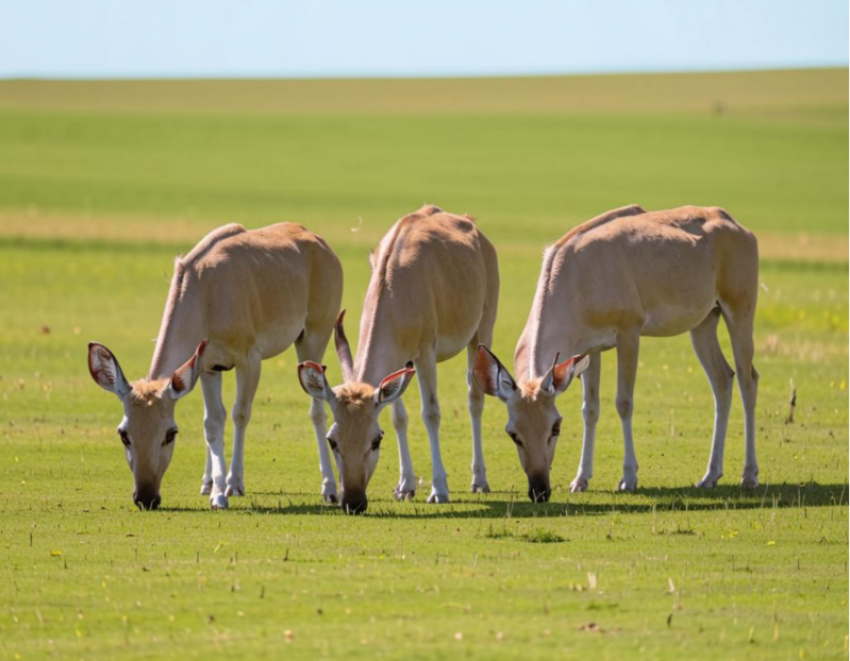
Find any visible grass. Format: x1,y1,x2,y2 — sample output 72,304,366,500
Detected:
0,70,847,660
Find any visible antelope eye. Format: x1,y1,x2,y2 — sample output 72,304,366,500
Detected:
551,420,562,437
327,437,338,452
163,429,178,446
118,430,131,447
371,432,384,451
507,431,521,446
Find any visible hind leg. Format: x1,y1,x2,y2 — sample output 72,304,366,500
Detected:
200,445,213,495
615,331,640,491
296,330,340,503
415,348,449,503
226,350,261,497
726,314,759,488
690,309,735,488
467,338,490,493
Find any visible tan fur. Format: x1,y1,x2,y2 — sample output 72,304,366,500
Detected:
128,379,170,403
490,205,760,497
355,205,498,382
150,222,342,378
92,222,343,508
335,383,376,411
313,205,500,509
517,205,757,377
520,378,544,400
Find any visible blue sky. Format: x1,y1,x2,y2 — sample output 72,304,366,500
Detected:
0,0,847,78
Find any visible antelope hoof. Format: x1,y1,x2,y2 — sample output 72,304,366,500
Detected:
394,475,417,501
200,479,213,496
569,477,589,493
427,490,450,504
696,473,721,489
225,472,245,497
740,474,759,490
471,481,491,494
321,479,338,504
393,486,416,501
225,484,245,497
210,494,229,510
617,476,638,492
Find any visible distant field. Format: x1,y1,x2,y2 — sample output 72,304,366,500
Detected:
0,68,846,116
0,70,846,660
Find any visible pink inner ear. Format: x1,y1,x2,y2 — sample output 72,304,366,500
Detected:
171,360,193,393
89,345,115,386
473,348,498,393
552,356,576,387
379,367,415,394
297,361,326,395
172,356,196,393
172,342,207,393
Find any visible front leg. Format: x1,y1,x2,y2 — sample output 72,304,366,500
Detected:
226,352,261,498
200,372,229,509
391,399,417,499
615,333,640,491
200,444,213,495
309,397,339,503
415,352,449,503
570,352,601,493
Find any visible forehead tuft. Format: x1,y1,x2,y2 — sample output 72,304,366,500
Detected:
335,383,376,412
128,378,170,406
519,378,545,401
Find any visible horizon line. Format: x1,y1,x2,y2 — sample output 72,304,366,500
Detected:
1,63,846,82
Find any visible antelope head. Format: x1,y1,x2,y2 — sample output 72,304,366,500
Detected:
87,340,207,510
297,311,416,514
474,345,589,502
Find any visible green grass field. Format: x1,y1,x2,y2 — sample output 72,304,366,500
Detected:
0,69,847,660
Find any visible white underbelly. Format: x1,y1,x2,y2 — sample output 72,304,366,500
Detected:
642,300,716,337
256,319,307,360
436,331,474,362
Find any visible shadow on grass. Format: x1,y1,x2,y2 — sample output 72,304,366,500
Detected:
160,481,847,519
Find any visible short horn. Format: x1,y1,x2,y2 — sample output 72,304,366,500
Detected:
334,310,355,383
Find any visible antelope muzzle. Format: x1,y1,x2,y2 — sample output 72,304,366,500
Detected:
133,486,162,511
527,476,551,503
341,490,368,515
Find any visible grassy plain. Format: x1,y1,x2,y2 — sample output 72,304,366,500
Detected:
0,69,847,660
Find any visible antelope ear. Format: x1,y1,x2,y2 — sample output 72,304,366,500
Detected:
473,345,516,401
375,362,416,406
552,354,590,394
169,339,207,400
298,361,334,401
88,342,132,399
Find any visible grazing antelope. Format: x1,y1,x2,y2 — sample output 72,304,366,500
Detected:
475,205,759,500
87,223,343,510
297,205,500,514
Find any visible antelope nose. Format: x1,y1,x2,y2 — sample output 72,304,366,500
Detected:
528,479,551,503
133,490,161,511
341,492,368,515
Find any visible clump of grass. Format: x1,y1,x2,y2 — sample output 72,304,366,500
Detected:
521,529,565,544
483,524,515,540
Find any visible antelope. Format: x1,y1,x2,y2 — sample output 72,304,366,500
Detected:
87,222,343,510
474,205,759,500
297,204,500,514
